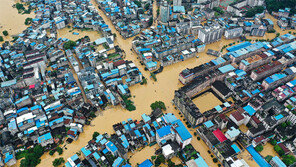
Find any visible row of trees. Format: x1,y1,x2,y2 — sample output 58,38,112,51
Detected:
245,6,264,17
265,0,296,15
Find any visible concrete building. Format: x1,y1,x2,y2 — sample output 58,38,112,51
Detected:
224,27,243,39
160,1,170,23
198,25,224,44
173,0,182,6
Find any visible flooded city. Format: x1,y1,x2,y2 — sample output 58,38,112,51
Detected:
1,0,296,166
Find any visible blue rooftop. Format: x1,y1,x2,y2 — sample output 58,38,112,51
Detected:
139,159,153,167
156,126,172,138
243,105,256,116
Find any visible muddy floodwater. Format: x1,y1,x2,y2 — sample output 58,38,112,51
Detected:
260,143,279,158
2,0,296,166
192,92,223,113
128,145,159,165
0,0,34,42
56,27,102,42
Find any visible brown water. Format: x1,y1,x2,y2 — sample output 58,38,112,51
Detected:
57,28,102,42
0,0,34,42
238,149,260,167
192,92,222,113
128,145,159,165
260,143,278,158
1,0,294,166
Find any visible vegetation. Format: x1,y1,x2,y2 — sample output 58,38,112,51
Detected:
64,40,76,50
15,3,25,12
20,145,44,167
103,42,109,49
56,147,63,155
281,122,288,128
265,155,273,162
25,17,33,25
148,17,153,27
0,36,3,42
150,101,166,111
49,150,56,156
140,77,147,85
2,31,8,36
167,159,175,167
150,72,157,81
154,155,165,166
134,0,141,7
122,95,136,111
255,144,264,152
144,3,150,10
270,139,277,146
286,104,293,110
267,29,276,33
274,145,285,156
93,132,100,139
52,158,65,167
213,158,218,163
265,0,296,15
282,155,296,166
213,7,224,15
245,6,264,17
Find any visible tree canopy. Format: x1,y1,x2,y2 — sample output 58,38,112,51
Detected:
64,40,76,50
245,6,264,17
150,101,166,111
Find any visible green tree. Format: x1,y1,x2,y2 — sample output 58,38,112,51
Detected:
15,3,25,11
245,6,264,17
270,139,277,146
56,147,63,155
213,158,218,163
25,17,33,25
213,7,224,14
64,40,76,50
150,73,157,81
0,36,3,42
134,0,141,7
265,155,273,162
52,158,65,167
144,3,150,10
255,144,264,152
2,31,8,36
49,150,56,156
148,17,153,26
93,132,100,139
274,145,285,156
282,155,296,166
150,101,166,111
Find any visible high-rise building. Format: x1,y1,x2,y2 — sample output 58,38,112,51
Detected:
160,0,170,23
198,24,224,44
224,27,243,39
173,0,182,6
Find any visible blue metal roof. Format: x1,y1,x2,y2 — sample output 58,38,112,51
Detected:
139,159,153,167
156,126,172,138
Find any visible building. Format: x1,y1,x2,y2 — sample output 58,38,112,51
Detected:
224,27,243,39
250,61,283,81
160,1,170,23
250,25,266,37
270,156,287,167
198,25,224,44
173,0,182,6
